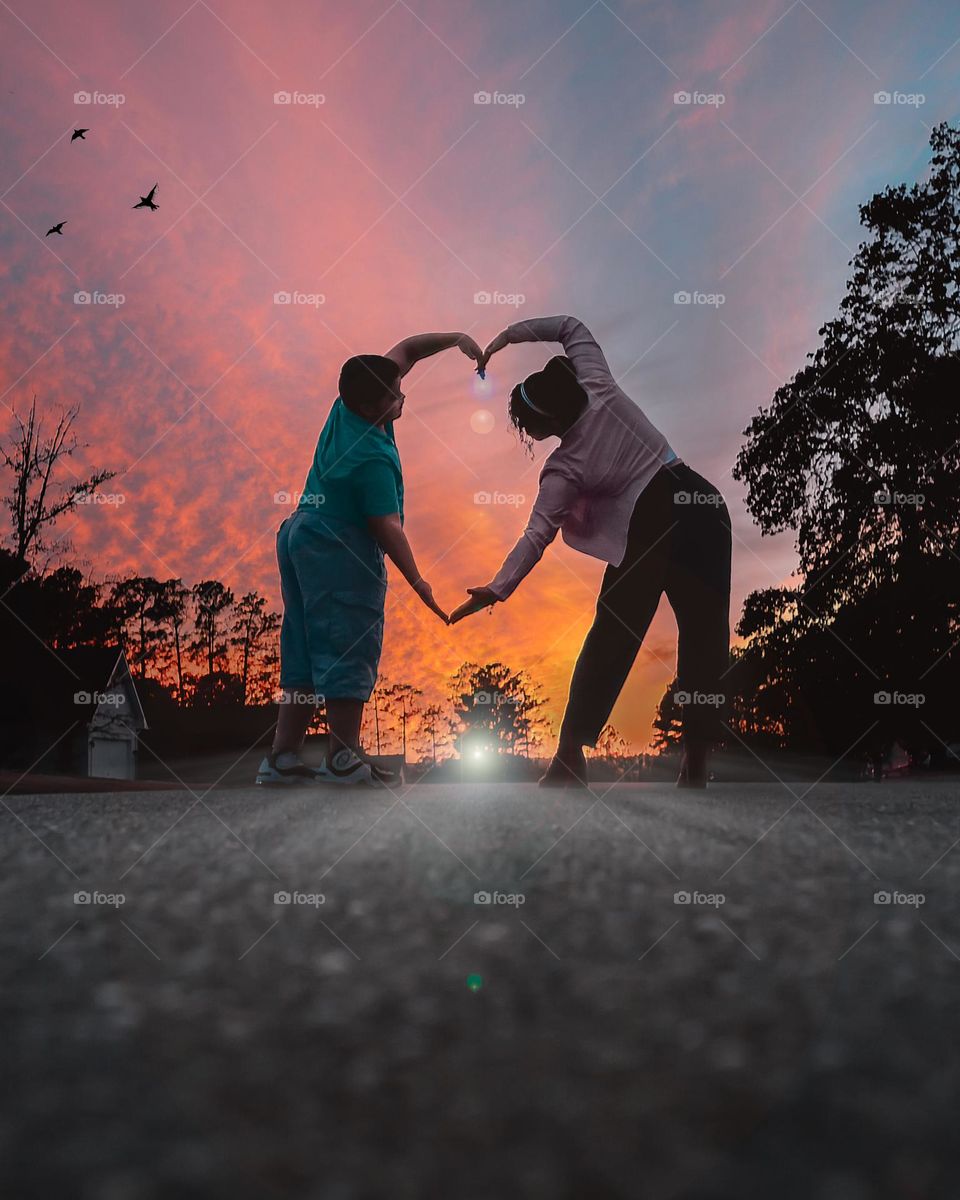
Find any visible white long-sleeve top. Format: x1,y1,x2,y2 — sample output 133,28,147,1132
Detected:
487,316,677,600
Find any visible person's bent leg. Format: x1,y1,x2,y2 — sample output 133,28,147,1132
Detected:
557,583,662,756
549,477,674,785
666,470,732,787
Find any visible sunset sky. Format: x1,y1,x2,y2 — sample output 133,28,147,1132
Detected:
1,0,957,748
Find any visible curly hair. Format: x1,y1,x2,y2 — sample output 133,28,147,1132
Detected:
507,356,587,454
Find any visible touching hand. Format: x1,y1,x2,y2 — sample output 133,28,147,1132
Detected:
457,335,485,376
413,578,449,624
477,331,509,378
450,586,498,624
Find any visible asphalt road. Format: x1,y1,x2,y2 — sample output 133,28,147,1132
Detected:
2,778,959,1200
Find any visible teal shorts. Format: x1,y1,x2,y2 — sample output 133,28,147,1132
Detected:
277,511,387,702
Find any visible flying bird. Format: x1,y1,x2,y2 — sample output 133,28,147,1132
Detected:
45,221,66,236
133,183,159,211
71,128,88,142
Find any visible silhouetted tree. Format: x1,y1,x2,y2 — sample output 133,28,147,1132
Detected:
108,575,165,681
450,662,548,756
188,580,235,703
230,591,281,705
732,122,960,766
651,682,683,756
415,703,453,764
380,682,422,762
150,578,190,704
1,397,116,569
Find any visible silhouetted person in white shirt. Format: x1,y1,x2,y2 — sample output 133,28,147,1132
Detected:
452,316,731,790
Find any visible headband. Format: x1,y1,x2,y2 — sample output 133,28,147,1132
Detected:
519,378,552,417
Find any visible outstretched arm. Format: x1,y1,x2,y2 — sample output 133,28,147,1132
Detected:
479,315,617,402
368,513,449,623
385,331,484,379
449,471,579,623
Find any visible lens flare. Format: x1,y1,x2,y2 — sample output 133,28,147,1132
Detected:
470,409,495,434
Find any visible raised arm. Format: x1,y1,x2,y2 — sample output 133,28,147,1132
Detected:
480,315,618,404
385,331,484,379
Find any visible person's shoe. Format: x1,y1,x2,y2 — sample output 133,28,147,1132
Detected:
538,749,588,788
256,751,324,786
355,748,403,787
321,747,402,787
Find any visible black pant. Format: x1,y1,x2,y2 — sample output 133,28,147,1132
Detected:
560,462,732,748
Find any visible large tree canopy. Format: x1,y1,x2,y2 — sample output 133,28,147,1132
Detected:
735,122,959,599
730,123,960,764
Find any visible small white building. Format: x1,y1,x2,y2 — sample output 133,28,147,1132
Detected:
83,651,147,780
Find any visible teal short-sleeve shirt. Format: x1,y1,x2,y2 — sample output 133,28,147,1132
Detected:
297,397,404,526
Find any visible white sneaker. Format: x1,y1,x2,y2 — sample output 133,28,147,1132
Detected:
322,747,401,787
255,752,324,786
